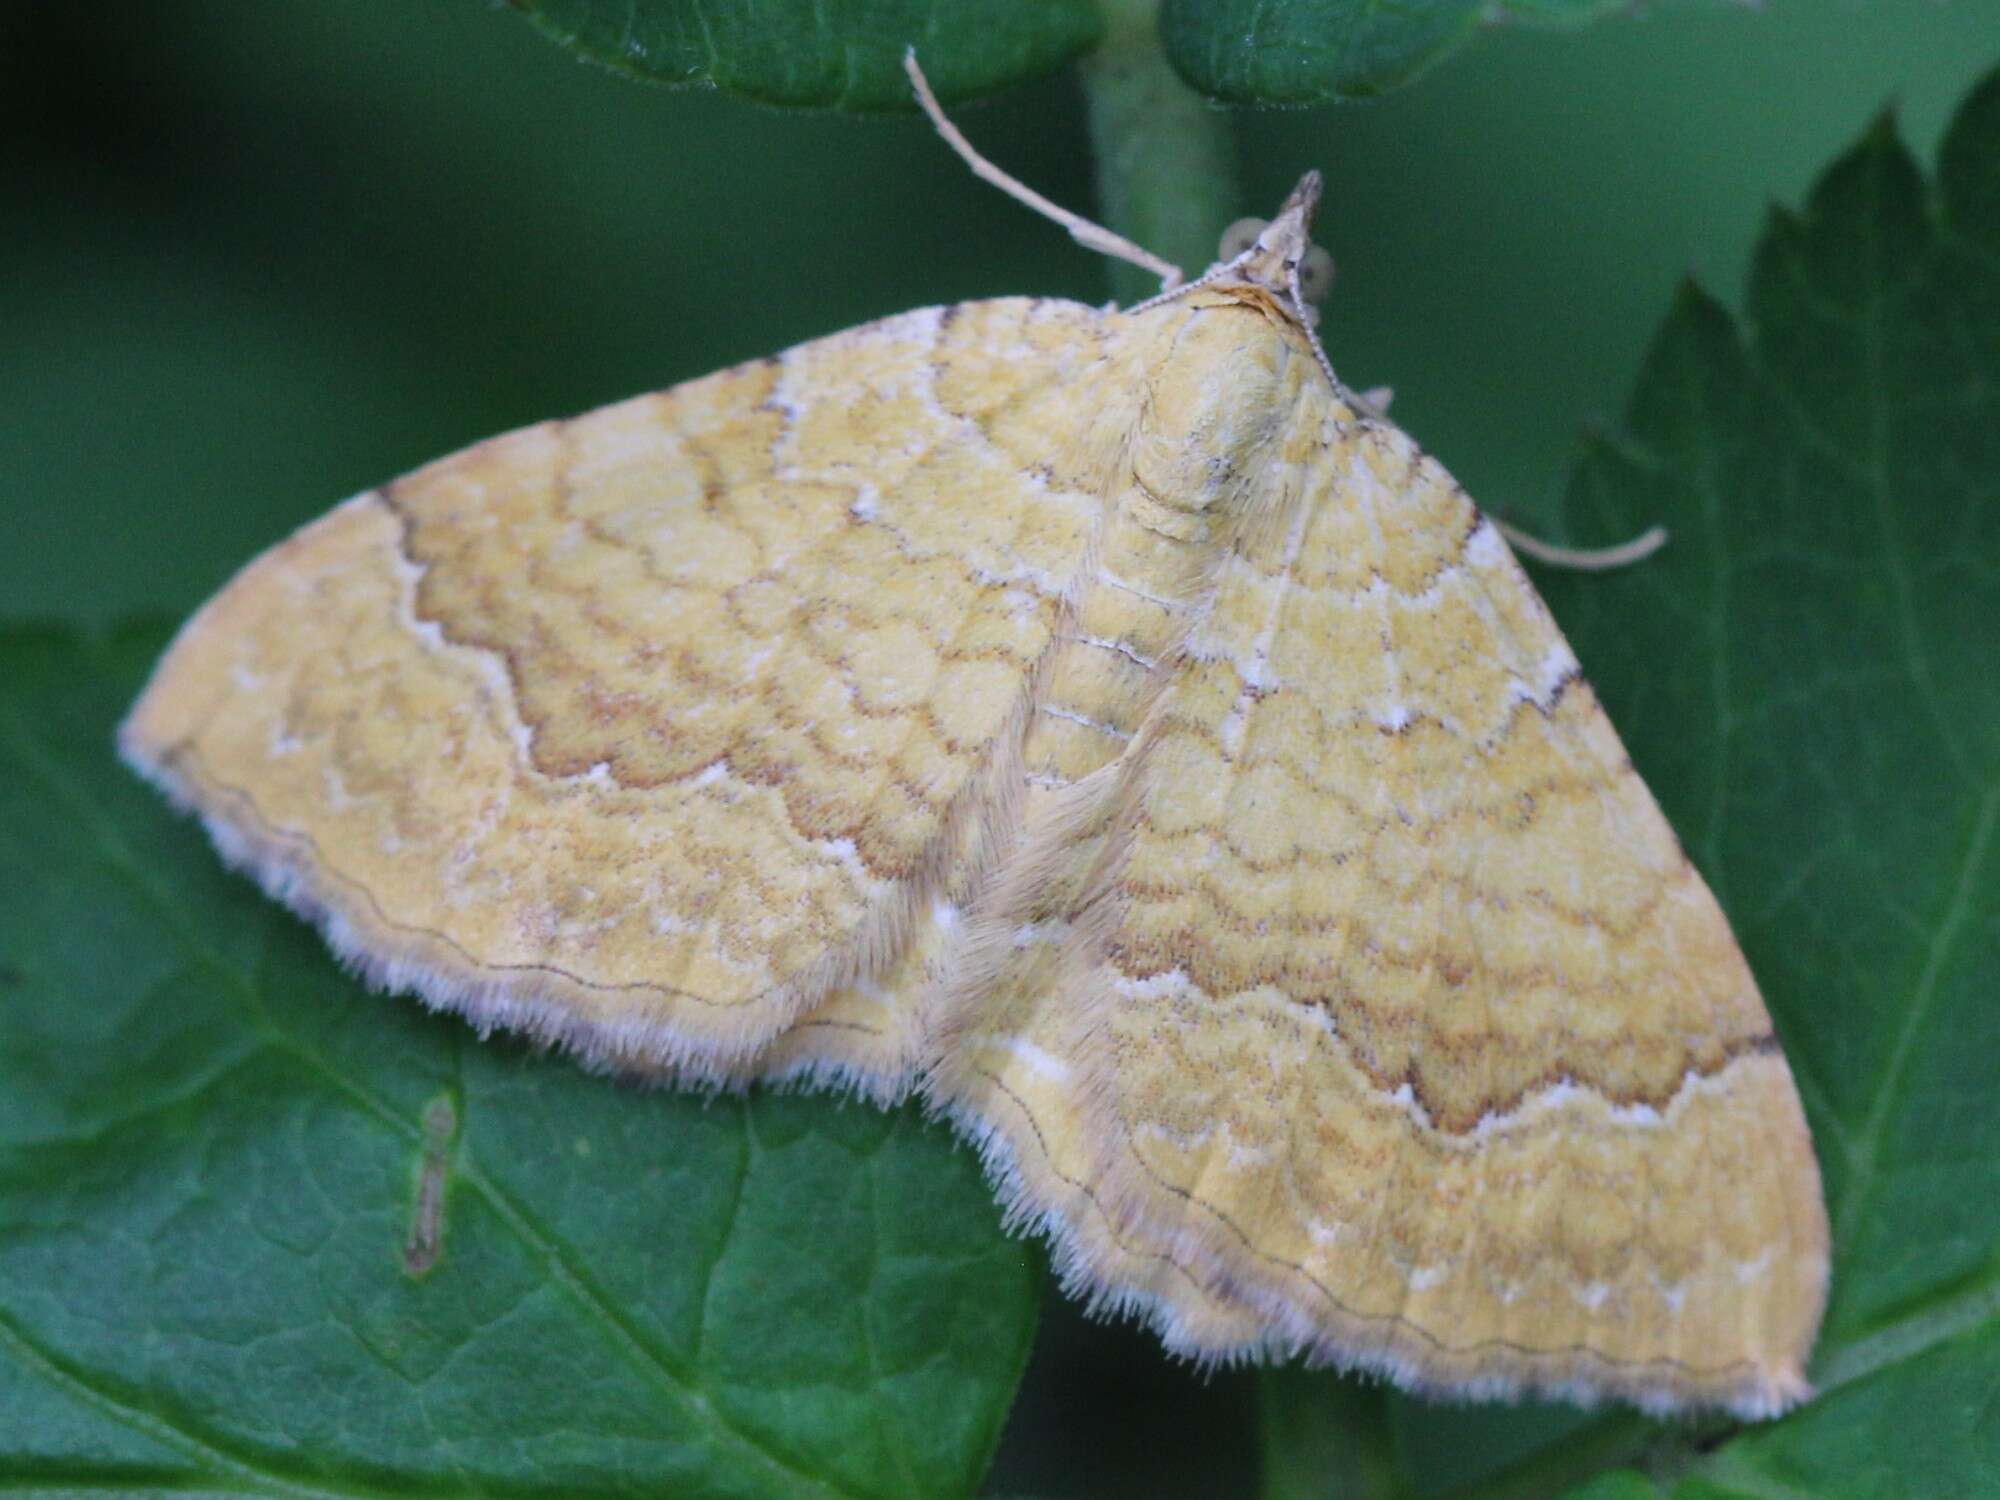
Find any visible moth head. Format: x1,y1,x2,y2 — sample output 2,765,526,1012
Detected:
1216,172,1335,315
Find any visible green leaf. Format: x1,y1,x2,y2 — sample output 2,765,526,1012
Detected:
0,624,1039,1497
504,0,1102,108
1159,0,1641,104
1261,63,2000,1500
506,0,1669,112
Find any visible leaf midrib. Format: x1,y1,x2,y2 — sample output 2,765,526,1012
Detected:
0,1307,351,1500
1827,782,2000,1277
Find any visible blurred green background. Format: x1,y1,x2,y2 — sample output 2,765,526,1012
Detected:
5,1,1995,1493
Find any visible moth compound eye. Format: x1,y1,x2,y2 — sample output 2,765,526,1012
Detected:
1217,216,1268,262
1299,243,1335,303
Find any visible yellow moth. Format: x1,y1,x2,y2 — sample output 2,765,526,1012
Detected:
121,57,1827,1418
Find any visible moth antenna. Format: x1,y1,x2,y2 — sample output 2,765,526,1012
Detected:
903,49,1183,294
1495,518,1669,571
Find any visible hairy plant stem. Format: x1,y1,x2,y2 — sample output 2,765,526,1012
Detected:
1079,0,1239,305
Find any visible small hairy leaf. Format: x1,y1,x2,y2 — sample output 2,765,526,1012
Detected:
0,622,1039,1498
505,0,1101,108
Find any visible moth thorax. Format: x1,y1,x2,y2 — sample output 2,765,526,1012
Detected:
1127,306,1295,515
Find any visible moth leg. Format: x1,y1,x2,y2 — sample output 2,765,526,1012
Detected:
1494,515,1668,571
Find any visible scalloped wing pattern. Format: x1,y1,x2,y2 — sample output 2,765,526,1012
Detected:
123,285,1826,1414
